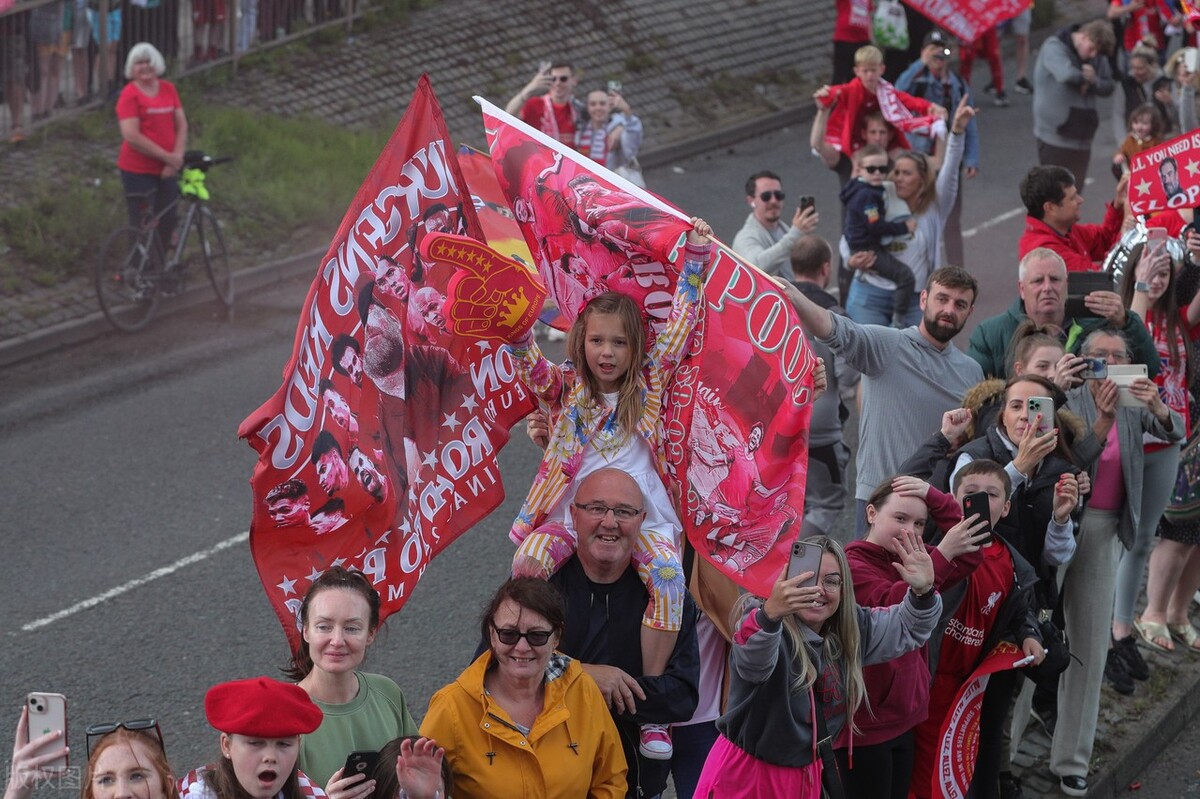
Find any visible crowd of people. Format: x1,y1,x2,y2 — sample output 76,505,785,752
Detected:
0,0,348,143
8,3,1200,799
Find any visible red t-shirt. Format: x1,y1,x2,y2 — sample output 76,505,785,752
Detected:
937,543,1013,679
116,80,182,176
1145,307,1200,447
519,95,576,145
834,0,873,42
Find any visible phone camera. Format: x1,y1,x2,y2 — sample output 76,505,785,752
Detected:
29,697,45,712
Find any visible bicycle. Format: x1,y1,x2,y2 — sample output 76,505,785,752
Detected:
95,151,234,332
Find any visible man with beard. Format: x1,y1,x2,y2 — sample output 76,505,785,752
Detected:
967,247,1159,380
785,265,983,536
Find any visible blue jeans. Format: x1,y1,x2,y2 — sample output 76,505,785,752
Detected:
670,720,720,799
846,279,921,327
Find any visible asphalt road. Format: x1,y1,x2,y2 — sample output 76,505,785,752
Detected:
0,69,1173,792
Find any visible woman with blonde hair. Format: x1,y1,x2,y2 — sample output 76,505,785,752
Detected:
693,535,941,798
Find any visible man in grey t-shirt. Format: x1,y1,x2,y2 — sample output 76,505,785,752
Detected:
784,265,984,535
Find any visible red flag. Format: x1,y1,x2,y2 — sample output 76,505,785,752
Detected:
238,77,535,649
903,0,1031,44
477,97,815,596
1128,130,1200,216
933,642,1026,798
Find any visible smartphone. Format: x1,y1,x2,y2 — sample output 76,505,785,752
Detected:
342,750,379,781
606,79,622,93
961,491,993,544
538,59,552,74
786,540,823,587
1027,396,1054,437
799,195,816,214
1186,47,1199,74
1147,226,1169,246
1064,271,1113,319
25,692,68,772
1080,356,1108,380
1108,364,1150,407
1013,654,1037,668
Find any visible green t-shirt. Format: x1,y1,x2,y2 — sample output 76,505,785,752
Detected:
298,672,418,787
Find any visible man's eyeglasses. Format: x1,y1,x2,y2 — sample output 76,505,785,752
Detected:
492,624,554,647
862,165,889,175
85,719,164,757
758,190,785,202
1083,350,1130,362
574,501,643,521
551,75,572,83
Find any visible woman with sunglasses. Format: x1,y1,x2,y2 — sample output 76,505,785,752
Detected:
693,535,940,799
843,95,974,328
285,568,418,793
6,710,172,799
416,578,625,798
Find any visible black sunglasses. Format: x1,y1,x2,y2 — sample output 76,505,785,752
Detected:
492,624,554,647
551,75,572,82
85,720,164,758
862,165,889,175
758,190,785,202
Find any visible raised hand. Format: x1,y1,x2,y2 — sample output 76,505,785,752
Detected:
890,529,935,595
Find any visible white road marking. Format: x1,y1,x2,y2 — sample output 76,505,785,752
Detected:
19,531,248,632
963,176,1095,239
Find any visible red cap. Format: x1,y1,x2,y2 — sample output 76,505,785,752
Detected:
204,677,322,737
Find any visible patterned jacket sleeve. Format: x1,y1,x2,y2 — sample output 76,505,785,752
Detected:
506,332,570,412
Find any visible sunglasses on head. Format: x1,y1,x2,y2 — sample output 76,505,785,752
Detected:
492,623,554,647
758,190,785,202
85,719,164,757
862,165,889,175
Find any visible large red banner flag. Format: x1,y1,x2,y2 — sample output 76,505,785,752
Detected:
238,76,536,649
903,0,1031,44
1128,130,1200,215
933,642,1027,798
476,97,816,597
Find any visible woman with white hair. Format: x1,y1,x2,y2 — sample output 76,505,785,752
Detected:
115,42,188,245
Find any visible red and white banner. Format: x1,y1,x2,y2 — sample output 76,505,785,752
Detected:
238,77,535,649
933,642,1025,798
1128,130,1200,216
477,97,816,596
903,0,1031,44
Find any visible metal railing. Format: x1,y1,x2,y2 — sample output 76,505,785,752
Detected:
0,0,363,142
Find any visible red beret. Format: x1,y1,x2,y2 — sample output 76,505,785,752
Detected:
205,677,322,737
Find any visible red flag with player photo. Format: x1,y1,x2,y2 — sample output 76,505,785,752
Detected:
932,642,1027,798
903,0,1030,44
1127,130,1200,216
477,97,817,596
238,76,536,649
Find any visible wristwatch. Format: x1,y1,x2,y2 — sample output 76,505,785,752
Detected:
1135,280,1151,293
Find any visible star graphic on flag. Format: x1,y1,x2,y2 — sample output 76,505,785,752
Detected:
1187,160,1200,177
306,566,324,583
1136,178,1153,196
422,450,438,468
442,411,461,431
462,394,479,413
399,518,413,536
277,575,298,596
331,558,347,568
412,468,425,488
376,529,392,544
476,341,492,352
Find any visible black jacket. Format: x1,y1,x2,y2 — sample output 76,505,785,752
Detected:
550,557,701,799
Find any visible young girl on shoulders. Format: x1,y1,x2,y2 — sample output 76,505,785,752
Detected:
505,217,713,760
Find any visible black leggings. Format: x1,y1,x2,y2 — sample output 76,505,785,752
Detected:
835,729,915,799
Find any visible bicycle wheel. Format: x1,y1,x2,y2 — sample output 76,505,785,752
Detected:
95,226,162,332
198,207,234,308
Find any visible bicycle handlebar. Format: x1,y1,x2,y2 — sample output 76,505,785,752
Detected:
183,151,234,171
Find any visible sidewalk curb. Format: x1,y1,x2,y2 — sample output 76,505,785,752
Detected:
1089,661,1200,798
0,246,326,370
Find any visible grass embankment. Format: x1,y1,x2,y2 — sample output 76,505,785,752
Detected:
0,98,392,293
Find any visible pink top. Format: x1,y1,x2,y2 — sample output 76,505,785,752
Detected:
1089,425,1126,511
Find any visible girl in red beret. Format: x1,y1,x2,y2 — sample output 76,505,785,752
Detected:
285,568,418,795
178,677,324,799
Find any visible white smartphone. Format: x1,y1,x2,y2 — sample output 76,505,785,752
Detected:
25,692,68,771
1026,396,1054,437
1108,364,1149,407
786,540,823,587
1185,47,1199,74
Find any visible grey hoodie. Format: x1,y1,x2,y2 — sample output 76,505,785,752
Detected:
1033,26,1114,150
